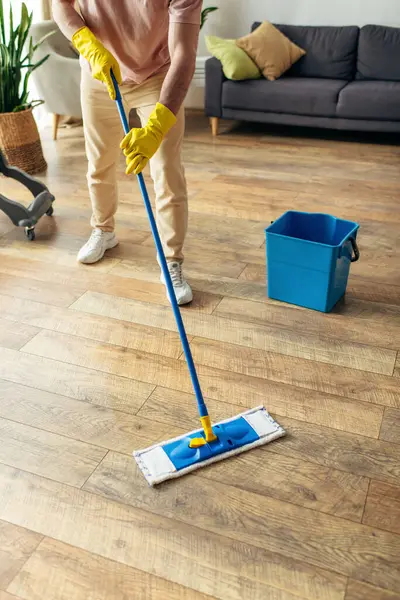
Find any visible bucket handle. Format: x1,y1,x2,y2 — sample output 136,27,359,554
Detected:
268,221,360,262
349,237,360,263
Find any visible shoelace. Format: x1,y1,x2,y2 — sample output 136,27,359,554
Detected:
86,229,104,249
168,262,183,286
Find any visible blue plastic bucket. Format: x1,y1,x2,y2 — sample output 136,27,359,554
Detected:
265,211,360,312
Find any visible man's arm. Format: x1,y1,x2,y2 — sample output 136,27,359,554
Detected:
120,20,200,175
52,0,122,99
159,22,200,115
52,0,85,39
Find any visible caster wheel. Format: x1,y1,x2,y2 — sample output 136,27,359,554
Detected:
46,205,54,217
25,228,35,241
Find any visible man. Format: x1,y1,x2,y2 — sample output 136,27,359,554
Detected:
52,0,202,305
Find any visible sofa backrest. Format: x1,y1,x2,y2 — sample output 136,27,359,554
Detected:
252,23,359,80
357,25,400,81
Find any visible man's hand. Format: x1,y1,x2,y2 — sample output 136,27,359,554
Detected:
72,26,122,100
120,103,176,175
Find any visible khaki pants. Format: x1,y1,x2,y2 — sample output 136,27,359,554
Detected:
80,69,188,263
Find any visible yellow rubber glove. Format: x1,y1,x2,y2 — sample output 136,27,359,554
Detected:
72,26,122,100
120,103,177,175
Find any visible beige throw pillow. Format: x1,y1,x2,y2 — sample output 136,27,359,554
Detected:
236,22,306,81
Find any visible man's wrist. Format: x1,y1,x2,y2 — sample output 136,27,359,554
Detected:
72,26,98,57
150,103,177,135
72,25,88,45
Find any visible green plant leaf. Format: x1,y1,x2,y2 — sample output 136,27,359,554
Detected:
12,100,44,112
0,0,6,46
22,8,33,57
20,27,56,63
8,2,14,63
0,1,48,113
29,53,50,72
16,3,29,62
13,98,43,112
201,6,218,29
32,28,56,53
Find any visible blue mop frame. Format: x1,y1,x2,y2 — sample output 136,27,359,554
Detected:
111,73,210,423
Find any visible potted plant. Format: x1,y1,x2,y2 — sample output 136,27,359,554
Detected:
0,0,51,174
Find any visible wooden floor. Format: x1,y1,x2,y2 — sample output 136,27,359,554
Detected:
0,114,400,600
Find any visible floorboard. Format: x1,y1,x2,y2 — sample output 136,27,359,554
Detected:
380,408,400,443
0,379,178,454
0,273,85,308
0,418,106,487
0,294,189,359
186,337,400,407
0,592,22,600
394,355,400,377
215,296,400,349
0,115,399,598
0,319,39,352
345,580,400,600
363,481,400,535
0,255,220,313
82,452,400,591
8,538,214,600
20,329,385,437
0,521,41,591
69,290,396,374
346,278,400,307
0,348,154,412
0,464,346,600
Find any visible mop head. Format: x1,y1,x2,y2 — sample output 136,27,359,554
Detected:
133,406,285,486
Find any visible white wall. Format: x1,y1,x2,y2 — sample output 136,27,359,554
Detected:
199,0,400,55
3,1,44,22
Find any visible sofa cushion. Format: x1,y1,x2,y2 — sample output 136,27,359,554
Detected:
236,22,306,81
337,81,400,121
222,78,348,117
205,36,261,81
357,25,400,81
252,23,359,80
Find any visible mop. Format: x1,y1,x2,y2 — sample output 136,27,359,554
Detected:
111,73,286,486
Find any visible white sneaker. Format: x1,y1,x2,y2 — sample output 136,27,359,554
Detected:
77,228,119,264
161,261,193,306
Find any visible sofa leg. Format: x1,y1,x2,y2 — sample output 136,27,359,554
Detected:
53,113,61,141
210,117,219,136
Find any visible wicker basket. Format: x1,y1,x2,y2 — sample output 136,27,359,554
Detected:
0,108,47,175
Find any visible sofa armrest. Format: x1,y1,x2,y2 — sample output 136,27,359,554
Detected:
205,57,226,118
31,53,82,118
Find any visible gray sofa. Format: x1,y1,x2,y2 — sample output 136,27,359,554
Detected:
205,24,400,134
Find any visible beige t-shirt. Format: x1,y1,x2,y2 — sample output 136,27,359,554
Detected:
77,0,202,84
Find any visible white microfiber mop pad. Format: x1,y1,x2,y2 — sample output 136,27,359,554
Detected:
134,406,285,486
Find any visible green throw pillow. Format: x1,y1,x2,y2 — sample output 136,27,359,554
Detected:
205,35,261,81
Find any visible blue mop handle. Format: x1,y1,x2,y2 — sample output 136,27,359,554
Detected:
111,72,209,420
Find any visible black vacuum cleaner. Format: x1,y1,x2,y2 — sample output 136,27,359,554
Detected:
0,149,55,241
